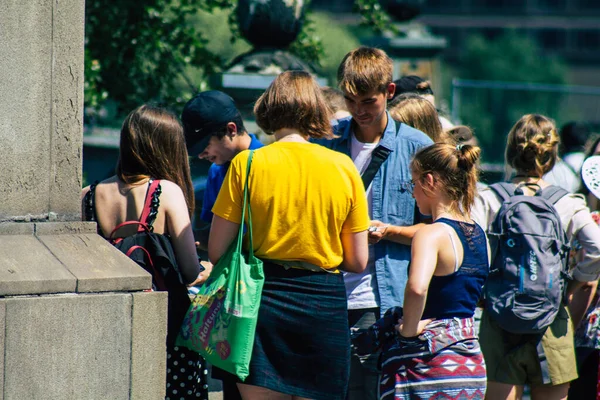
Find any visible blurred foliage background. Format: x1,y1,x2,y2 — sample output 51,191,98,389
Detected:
86,0,591,172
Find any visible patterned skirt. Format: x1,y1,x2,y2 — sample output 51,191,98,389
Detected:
380,317,486,400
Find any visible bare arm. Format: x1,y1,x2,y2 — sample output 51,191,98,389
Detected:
208,215,240,265
400,225,441,337
163,182,207,285
340,230,369,273
368,220,426,245
568,280,598,328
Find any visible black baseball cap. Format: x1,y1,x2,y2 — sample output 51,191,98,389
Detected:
393,75,434,99
181,90,242,156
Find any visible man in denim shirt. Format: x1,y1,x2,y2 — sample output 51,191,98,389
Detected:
318,47,433,400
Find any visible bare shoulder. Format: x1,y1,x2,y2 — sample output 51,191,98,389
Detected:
157,179,184,195
80,175,117,200
155,180,186,209
413,223,446,243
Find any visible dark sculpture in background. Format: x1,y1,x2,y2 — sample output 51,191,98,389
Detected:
237,0,305,48
382,0,425,22
227,0,314,75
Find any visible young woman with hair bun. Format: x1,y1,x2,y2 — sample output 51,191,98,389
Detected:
472,114,600,400
377,142,490,399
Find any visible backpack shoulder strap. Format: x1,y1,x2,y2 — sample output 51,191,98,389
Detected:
539,185,569,205
108,179,160,239
360,119,401,190
139,179,161,232
83,181,99,222
489,182,516,203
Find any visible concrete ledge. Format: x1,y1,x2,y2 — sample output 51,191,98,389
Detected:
0,235,76,296
37,233,152,293
131,292,167,399
0,223,34,235
35,221,97,235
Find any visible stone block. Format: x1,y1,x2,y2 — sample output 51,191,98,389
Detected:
0,235,76,295
37,233,151,293
0,1,53,219
0,301,6,400
131,291,168,400
4,294,133,400
49,0,85,220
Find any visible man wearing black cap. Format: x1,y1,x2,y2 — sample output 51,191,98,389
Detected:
182,90,263,399
391,75,454,130
182,90,264,236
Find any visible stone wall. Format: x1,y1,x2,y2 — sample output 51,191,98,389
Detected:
0,1,169,398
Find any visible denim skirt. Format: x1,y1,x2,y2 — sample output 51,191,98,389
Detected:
239,261,350,400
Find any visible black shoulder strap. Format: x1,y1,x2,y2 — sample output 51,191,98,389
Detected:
139,179,161,231
489,182,516,203
539,185,569,205
361,119,401,189
84,181,99,222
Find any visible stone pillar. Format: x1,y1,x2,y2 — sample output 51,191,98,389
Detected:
0,1,167,399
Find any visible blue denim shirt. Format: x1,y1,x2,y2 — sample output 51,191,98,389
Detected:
317,112,433,315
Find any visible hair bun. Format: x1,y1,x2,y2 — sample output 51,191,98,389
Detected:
456,144,481,171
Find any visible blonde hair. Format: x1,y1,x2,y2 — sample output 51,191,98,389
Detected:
505,114,559,178
337,47,393,96
389,93,448,143
254,71,334,139
411,143,481,215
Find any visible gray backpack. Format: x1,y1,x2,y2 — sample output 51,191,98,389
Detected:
486,182,571,334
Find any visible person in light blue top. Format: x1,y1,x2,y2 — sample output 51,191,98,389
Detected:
315,46,433,400
181,90,263,400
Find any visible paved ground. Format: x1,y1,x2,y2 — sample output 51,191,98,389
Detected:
207,366,223,399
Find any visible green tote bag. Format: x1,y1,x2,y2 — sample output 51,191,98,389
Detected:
177,150,264,380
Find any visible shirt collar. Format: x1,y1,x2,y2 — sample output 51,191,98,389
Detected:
343,111,397,152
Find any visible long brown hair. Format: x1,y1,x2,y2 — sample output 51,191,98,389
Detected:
254,71,334,139
116,104,195,217
411,143,481,215
389,93,448,143
505,114,559,179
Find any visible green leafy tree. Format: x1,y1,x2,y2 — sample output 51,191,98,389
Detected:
456,30,567,163
84,0,391,121
85,0,232,116
84,0,331,119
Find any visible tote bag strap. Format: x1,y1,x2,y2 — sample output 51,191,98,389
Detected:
236,150,255,256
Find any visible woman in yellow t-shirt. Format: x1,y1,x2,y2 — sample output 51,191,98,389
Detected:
209,71,369,400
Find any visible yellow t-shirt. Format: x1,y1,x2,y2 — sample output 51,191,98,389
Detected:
212,141,369,270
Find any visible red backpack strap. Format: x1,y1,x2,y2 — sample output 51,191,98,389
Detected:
109,221,151,240
138,179,161,232
125,245,167,291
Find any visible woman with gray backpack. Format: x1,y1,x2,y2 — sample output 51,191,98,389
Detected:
472,114,600,400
